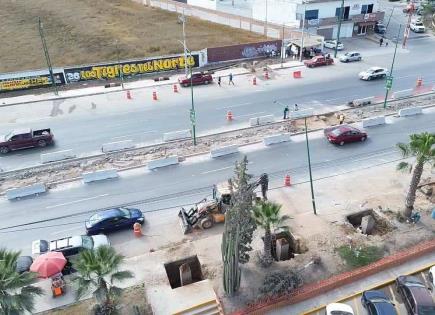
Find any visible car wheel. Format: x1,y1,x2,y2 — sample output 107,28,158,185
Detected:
0,146,10,154
382,74,386,78
183,83,188,87
361,136,366,142
37,140,47,147
204,80,209,85
358,57,362,61
367,76,372,81
339,141,345,146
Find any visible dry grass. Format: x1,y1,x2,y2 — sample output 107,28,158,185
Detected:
0,0,266,73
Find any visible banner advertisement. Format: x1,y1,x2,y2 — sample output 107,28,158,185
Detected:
0,71,65,92
64,54,199,83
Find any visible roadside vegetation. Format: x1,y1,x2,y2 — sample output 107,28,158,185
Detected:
337,245,384,267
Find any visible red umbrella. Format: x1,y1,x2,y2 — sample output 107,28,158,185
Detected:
30,252,67,278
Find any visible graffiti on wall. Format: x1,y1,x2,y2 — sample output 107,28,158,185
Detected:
64,55,198,83
0,72,65,92
241,43,279,58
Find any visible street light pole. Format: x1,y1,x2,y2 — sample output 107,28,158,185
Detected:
179,13,189,78
299,3,306,62
334,0,344,58
383,24,401,109
304,117,317,215
115,40,124,90
385,7,395,31
38,17,58,96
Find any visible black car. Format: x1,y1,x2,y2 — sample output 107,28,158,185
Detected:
396,275,435,315
375,23,386,34
86,207,144,235
361,290,397,315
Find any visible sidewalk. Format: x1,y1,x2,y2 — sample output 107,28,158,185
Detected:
268,252,435,314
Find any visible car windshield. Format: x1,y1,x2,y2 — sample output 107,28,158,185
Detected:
330,311,353,315
415,23,424,26
81,236,94,249
418,306,435,315
118,207,131,218
330,129,343,136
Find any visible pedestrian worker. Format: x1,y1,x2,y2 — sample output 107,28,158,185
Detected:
218,76,221,86
379,37,384,47
294,103,299,111
283,105,289,119
339,113,345,125
229,73,234,85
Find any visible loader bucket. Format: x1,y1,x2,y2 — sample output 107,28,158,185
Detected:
178,208,192,234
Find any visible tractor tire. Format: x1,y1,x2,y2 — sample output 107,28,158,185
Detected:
200,217,214,229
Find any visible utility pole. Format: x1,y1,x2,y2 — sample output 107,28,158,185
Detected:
402,3,414,48
115,40,124,90
334,0,344,58
265,0,268,37
179,13,189,78
304,117,317,215
281,23,285,67
299,3,306,62
383,24,401,109
38,17,58,96
385,7,395,31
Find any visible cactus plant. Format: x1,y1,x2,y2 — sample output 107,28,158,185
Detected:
221,212,241,296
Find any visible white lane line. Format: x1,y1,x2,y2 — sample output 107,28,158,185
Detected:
201,166,232,174
238,111,266,118
111,130,156,140
46,194,109,209
220,102,252,110
50,225,82,236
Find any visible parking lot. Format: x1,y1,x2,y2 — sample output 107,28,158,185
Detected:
303,264,434,315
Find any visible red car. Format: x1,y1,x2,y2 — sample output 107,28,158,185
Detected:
0,128,54,154
324,125,367,146
178,72,213,87
304,55,334,68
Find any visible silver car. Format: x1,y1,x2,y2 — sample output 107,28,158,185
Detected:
339,52,362,63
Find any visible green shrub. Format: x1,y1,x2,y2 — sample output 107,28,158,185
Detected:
337,245,383,267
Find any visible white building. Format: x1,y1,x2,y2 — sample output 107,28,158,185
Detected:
253,0,385,39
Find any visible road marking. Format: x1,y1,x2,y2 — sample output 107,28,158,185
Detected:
220,102,252,110
237,111,266,118
50,225,82,236
110,130,156,140
201,166,232,174
351,298,360,315
46,194,109,209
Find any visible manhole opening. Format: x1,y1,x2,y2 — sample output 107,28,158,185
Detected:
346,209,391,235
164,255,203,289
265,231,308,261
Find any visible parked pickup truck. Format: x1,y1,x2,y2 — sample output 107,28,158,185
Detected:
304,55,334,68
32,235,110,257
178,72,213,87
0,128,54,154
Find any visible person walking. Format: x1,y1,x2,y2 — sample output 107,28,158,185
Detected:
283,105,289,119
217,76,221,86
379,37,384,47
228,73,234,85
385,41,389,47
339,113,345,125
294,103,299,111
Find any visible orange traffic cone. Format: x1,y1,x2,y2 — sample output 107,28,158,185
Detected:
133,222,142,237
264,71,269,80
253,77,257,85
126,90,132,100
152,91,158,100
226,110,233,121
173,84,178,93
416,77,422,87
284,175,291,186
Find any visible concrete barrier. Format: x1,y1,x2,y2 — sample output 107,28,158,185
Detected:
6,183,46,200
82,169,119,183
289,108,314,119
163,130,191,142
101,140,135,153
210,145,239,158
40,150,76,163
399,107,423,117
392,89,413,99
362,116,386,128
250,115,275,126
263,133,291,146
147,155,179,170
352,96,374,107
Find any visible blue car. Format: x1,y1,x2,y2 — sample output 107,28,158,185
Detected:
361,290,397,315
86,207,144,235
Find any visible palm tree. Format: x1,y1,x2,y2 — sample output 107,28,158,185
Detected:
396,132,435,218
0,248,44,315
73,246,134,315
252,201,290,266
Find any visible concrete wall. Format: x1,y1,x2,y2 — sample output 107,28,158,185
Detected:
252,0,299,24
187,0,217,10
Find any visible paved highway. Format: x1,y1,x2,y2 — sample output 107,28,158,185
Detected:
0,109,433,257
0,34,434,171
